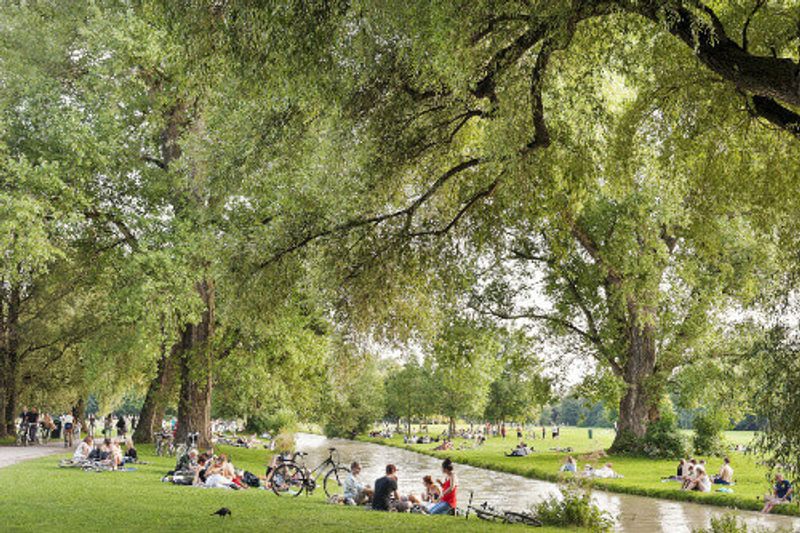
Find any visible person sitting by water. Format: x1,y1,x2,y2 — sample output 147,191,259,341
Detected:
592,463,623,479
372,464,408,512
683,466,711,492
560,456,577,473
506,442,532,457
433,439,452,451
73,436,93,462
428,458,458,515
681,460,697,489
713,457,734,485
344,461,372,505
409,475,442,511
762,474,793,513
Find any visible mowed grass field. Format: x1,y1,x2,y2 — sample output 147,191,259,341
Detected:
0,443,579,532
362,426,796,516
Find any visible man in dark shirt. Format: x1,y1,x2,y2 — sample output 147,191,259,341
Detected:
372,464,408,512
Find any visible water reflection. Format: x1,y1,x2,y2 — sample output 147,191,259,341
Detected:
294,433,800,532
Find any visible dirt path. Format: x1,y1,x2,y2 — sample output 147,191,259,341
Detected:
0,443,65,469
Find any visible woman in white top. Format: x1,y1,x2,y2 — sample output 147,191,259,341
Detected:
684,466,711,492
73,436,93,461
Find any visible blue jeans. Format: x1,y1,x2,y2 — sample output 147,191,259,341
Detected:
429,501,452,515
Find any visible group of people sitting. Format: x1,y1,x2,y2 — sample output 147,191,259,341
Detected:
507,442,533,457
70,435,138,469
164,449,260,490
556,456,622,478
342,458,458,515
662,457,734,493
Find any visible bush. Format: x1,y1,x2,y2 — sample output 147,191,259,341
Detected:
693,514,782,533
641,417,687,458
532,483,614,532
693,411,726,456
246,408,297,435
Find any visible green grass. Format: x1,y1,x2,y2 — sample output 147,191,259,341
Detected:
360,427,796,517
0,443,578,532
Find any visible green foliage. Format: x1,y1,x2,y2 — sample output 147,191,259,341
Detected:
692,411,727,456
531,483,613,532
322,348,386,439
246,408,297,435
692,514,781,533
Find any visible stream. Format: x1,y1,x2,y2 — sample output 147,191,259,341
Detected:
294,433,799,532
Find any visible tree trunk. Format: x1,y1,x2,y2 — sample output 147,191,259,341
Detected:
610,307,658,452
2,286,20,437
176,279,215,450
448,416,456,438
133,334,179,444
72,397,85,434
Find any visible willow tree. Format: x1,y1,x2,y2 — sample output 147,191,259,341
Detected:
222,0,797,450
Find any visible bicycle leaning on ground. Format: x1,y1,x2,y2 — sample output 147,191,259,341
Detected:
270,447,350,498
464,492,541,527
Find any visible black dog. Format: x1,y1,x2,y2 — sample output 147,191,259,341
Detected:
212,507,232,518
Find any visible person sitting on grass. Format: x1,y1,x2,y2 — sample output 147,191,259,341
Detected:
344,461,373,505
713,457,734,485
73,436,93,462
762,474,793,514
681,460,698,490
372,464,409,512
409,475,442,511
123,438,138,463
175,449,198,473
110,440,124,469
204,455,237,489
506,442,531,457
560,456,577,473
683,466,711,492
428,458,458,515
593,462,623,479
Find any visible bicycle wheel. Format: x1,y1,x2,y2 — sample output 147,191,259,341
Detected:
504,511,541,526
271,463,306,497
323,466,350,498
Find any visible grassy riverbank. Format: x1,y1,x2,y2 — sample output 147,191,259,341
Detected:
360,427,797,517
0,444,578,532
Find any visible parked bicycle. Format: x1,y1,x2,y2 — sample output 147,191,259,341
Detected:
154,431,175,457
15,422,37,447
175,432,199,458
271,447,350,498
465,492,541,527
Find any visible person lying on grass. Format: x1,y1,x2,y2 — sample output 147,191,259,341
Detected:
584,463,623,479
761,474,793,514
506,442,532,457
712,457,734,485
433,439,452,451
682,466,711,493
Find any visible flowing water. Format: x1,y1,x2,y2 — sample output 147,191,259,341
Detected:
294,433,799,532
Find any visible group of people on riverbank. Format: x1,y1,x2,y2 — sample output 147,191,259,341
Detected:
342,458,458,515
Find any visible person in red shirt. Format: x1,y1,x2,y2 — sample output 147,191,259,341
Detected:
429,458,458,515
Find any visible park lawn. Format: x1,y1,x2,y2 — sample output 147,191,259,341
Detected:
0,444,577,532
361,427,796,517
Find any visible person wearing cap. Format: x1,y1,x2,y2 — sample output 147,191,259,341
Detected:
372,464,409,511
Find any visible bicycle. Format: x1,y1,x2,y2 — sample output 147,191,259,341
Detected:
465,492,541,527
175,432,199,459
15,422,30,447
271,447,350,498
155,431,175,457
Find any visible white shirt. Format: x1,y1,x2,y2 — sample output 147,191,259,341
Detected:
62,414,74,425
73,441,91,460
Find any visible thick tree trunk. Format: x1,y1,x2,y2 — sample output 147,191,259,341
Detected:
448,416,456,438
610,308,658,451
133,336,179,444
176,279,215,450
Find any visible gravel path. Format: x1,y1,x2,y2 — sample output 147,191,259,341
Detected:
0,443,65,469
